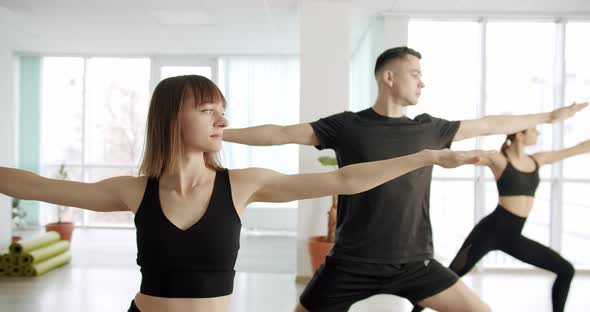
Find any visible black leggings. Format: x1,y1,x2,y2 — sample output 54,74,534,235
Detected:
412,205,574,312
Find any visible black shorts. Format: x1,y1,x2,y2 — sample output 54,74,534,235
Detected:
299,256,458,312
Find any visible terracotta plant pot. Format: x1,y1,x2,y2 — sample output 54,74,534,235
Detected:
307,235,334,273
327,194,338,242
45,222,75,241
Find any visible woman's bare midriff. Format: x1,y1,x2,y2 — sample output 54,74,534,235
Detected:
134,292,231,312
498,196,535,218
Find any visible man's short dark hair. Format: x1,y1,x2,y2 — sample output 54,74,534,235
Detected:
374,47,422,76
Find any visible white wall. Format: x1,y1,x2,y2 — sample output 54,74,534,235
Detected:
298,0,351,278
0,32,16,249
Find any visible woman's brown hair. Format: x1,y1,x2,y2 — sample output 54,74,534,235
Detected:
139,75,227,177
501,133,519,156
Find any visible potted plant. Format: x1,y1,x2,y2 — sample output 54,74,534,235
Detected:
307,156,338,273
44,164,75,241
11,198,27,242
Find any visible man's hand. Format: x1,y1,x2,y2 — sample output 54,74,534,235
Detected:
548,102,588,123
577,139,590,153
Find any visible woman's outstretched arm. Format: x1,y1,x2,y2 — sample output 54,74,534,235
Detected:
0,167,135,212
533,139,590,166
232,149,491,206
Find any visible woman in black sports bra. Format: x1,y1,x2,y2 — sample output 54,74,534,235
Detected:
414,128,590,312
0,75,490,312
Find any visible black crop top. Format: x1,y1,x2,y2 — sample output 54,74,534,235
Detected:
134,169,242,298
496,156,540,197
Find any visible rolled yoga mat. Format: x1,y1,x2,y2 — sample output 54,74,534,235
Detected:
18,241,70,266
0,249,9,276
24,251,71,277
0,249,9,266
9,231,60,254
7,265,23,277
2,254,18,266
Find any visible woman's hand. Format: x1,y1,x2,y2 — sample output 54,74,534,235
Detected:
431,149,496,168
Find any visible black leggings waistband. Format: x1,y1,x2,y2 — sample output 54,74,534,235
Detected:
486,204,527,233
493,204,527,220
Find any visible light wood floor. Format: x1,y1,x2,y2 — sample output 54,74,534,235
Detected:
0,228,588,311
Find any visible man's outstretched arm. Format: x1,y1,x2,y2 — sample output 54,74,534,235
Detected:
223,123,319,146
453,102,588,142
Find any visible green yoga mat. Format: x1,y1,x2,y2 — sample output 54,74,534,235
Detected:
0,249,9,266
7,265,23,277
9,231,60,254
18,241,70,266
24,251,71,277
2,254,18,266
1,249,12,276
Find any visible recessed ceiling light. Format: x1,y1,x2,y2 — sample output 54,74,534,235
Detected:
150,9,213,25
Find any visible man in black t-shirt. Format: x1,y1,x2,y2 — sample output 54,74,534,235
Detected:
224,47,586,312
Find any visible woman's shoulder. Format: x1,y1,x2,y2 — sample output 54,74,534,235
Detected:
108,175,149,186
104,175,150,213
226,167,282,191
486,150,509,176
227,167,272,180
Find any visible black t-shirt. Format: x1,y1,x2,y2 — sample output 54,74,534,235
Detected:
310,108,461,264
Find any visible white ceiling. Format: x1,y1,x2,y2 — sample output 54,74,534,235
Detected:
0,0,300,11
0,1,304,55
0,1,301,30
1,0,589,55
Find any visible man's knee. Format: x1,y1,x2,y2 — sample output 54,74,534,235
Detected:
446,302,491,312
294,303,309,312
446,301,491,312
478,302,492,312
462,294,491,312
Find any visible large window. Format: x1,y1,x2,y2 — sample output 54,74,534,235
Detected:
406,20,590,269
482,22,556,267
408,21,482,262
562,22,590,267
38,55,300,227
161,66,212,80
41,57,151,227
220,57,300,208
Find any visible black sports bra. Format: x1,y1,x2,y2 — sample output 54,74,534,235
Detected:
496,156,540,197
134,169,242,298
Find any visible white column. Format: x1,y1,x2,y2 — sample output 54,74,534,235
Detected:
297,0,351,279
0,43,17,249
383,15,410,115
384,15,409,48
550,21,566,252
368,17,385,103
